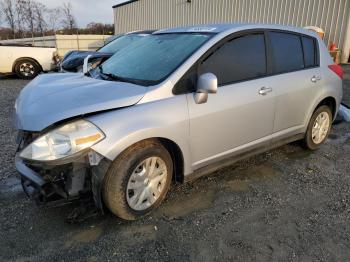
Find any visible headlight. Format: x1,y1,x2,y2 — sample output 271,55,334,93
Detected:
20,120,105,161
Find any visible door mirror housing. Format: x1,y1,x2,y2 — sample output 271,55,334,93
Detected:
83,55,92,74
194,73,218,104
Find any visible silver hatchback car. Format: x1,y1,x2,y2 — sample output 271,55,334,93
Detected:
15,24,343,220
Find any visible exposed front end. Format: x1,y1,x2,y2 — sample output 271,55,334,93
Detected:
16,152,89,204
15,120,109,208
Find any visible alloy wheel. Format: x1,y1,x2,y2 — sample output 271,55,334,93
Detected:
311,111,330,144
19,62,35,77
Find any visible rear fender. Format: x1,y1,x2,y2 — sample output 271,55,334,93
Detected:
303,85,341,131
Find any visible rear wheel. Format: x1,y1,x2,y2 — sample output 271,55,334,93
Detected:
103,140,173,220
303,105,332,150
14,59,41,79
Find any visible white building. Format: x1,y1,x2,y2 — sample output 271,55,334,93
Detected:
113,0,350,63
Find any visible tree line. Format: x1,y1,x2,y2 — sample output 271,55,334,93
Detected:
0,0,114,40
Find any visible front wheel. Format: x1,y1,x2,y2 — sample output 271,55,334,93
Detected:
103,140,173,220
303,105,332,150
14,59,41,79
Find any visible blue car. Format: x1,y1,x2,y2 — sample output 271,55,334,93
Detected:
60,30,155,72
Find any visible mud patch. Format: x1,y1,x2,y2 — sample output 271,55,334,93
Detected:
328,133,339,140
345,137,350,145
241,164,282,181
223,165,281,191
157,190,215,219
225,179,249,192
119,224,156,243
65,226,103,248
0,177,22,194
86,256,99,262
284,148,313,160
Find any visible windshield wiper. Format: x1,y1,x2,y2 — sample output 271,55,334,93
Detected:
97,65,156,86
97,66,154,86
97,66,131,83
103,73,130,83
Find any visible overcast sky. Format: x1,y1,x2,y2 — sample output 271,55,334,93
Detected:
36,0,128,27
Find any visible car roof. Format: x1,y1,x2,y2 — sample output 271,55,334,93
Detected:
154,23,318,38
127,30,156,35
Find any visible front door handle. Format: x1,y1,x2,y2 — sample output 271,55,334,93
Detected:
259,87,273,95
311,75,322,83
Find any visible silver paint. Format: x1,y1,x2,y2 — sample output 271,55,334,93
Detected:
15,24,343,178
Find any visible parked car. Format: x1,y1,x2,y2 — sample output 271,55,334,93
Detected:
0,43,58,79
59,30,154,73
103,34,123,44
14,24,343,220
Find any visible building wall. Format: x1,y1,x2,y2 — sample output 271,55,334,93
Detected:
114,0,350,63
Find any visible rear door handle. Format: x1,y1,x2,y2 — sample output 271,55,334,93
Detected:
311,75,322,83
259,87,273,95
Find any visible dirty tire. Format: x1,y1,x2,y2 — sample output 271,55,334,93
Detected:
303,105,332,150
14,59,41,80
103,139,173,220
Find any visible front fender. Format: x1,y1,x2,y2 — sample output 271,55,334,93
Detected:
88,95,193,175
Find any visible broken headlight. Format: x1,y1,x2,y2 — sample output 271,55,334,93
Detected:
20,119,105,161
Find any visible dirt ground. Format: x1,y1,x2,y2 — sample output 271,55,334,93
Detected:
0,66,349,261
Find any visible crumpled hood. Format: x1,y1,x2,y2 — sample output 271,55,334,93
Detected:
63,50,97,61
61,51,112,72
15,73,147,131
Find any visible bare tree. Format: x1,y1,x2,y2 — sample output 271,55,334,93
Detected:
0,0,108,39
47,7,61,33
15,0,27,38
86,22,105,34
60,2,76,32
23,0,36,38
0,7,3,26
1,0,16,38
34,2,47,36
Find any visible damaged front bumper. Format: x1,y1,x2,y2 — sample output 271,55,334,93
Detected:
15,151,111,209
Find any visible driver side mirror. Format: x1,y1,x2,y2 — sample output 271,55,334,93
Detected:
83,55,92,74
194,73,218,104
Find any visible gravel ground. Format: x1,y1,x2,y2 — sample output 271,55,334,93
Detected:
0,67,349,262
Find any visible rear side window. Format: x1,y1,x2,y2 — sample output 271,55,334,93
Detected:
199,34,267,85
302,36,317,68
270,32,304,74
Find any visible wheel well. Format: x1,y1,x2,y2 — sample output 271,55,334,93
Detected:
316,97,337,119
115,138,185,183
157,138,185,183
12,57,42,73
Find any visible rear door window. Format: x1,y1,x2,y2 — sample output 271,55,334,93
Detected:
269,32,304,74
302,36,317,68
199,33,267,86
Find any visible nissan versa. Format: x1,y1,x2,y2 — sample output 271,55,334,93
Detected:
14,24,343,220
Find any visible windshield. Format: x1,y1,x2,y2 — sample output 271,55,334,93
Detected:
99,34,146,53
100,33,213,84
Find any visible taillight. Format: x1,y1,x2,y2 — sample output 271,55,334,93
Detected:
328,64,343,79
52,51,60,64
